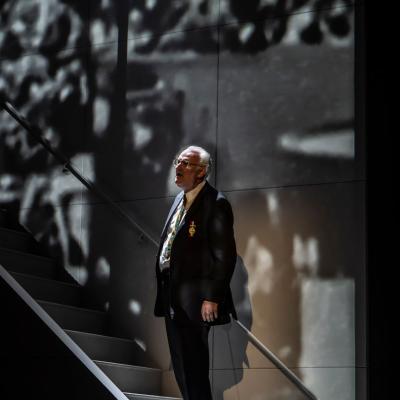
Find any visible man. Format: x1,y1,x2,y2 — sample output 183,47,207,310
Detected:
154,146,237,400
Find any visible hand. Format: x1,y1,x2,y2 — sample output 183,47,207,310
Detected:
201,300,218,322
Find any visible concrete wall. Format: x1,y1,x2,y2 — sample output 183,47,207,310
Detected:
0,1,365,399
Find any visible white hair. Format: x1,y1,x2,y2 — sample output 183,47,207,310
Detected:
182,145,212,178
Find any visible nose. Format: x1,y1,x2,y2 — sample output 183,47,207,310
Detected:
175,162,183,173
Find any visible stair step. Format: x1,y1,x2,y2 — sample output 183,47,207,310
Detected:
38,300,106,335
0,247,55,278
124,393,181,400
94,360,161,395
10,271,82,306
65,330,145,365
0,227,37,253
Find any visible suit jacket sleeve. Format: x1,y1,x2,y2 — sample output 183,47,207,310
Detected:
202,195,237,303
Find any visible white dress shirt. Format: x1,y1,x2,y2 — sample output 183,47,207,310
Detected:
159,180,206,271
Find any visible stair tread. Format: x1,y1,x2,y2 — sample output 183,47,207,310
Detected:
38,299,105,314
65,329,134,343
94,359,160,372
0,246,53,261
124,393,181,400
10,271,81,288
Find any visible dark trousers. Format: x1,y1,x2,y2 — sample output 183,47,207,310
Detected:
161,270,212,400
165,316,212,400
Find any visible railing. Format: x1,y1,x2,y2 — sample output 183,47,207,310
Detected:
1,98,318,400
0,99,158,248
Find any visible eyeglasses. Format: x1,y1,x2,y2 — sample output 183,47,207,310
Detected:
173,158,206,168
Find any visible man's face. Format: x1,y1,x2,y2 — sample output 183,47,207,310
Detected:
174,149,206,192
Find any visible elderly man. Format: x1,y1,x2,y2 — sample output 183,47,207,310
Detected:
154,146,237,400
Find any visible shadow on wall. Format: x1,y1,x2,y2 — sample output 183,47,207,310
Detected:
211,255,252,400
232,190,304,399
226,179,362,399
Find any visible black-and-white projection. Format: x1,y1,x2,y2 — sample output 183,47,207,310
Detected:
0,1,364,400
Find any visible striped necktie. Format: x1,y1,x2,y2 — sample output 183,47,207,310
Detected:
160,198,186,267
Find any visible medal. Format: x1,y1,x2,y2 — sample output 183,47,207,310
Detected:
189,221,196,237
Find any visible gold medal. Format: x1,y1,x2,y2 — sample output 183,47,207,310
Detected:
189,221,196,237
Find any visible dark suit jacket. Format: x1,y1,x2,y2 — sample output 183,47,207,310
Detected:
154,181,237,326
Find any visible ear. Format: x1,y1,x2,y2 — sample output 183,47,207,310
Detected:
197,166,206,179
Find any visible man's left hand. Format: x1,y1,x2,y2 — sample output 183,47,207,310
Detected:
201,300,218,322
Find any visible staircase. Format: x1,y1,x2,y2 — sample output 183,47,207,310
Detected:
0,210,180,400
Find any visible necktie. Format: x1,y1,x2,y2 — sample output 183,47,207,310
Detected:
160,198,186,267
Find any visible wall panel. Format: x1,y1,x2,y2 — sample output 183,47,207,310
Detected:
217,8,357,191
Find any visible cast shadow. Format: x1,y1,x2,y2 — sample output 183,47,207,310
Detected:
211,255,252,400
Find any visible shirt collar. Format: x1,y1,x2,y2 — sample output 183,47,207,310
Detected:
184,180,206,209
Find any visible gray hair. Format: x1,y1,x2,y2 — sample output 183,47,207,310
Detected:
182,145,212,178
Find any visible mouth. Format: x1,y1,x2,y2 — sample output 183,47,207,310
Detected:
176,172,183,178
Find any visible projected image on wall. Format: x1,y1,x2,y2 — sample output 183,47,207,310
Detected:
0,1,364,400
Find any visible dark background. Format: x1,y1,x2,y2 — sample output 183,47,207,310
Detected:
365,2,395,399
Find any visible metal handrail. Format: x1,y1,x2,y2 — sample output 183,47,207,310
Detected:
1,100,159,248
235,320,317,400
1,99,318,400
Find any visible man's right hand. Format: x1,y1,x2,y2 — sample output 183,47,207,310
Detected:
201,300,218,322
